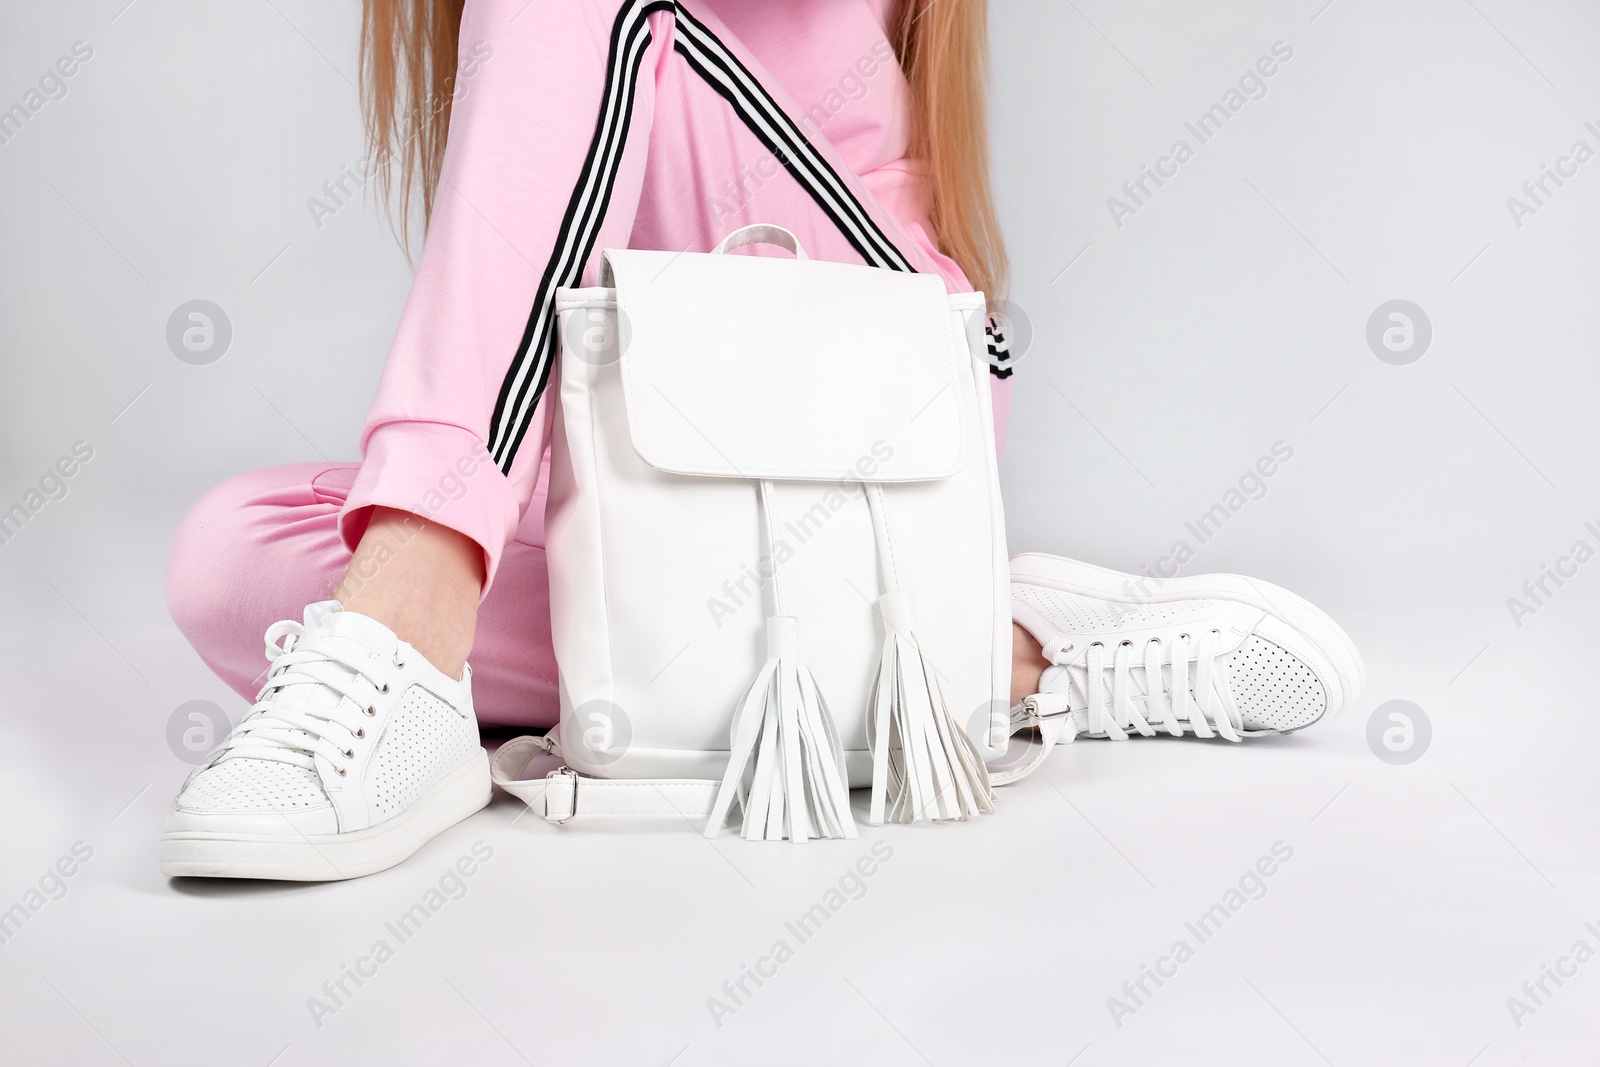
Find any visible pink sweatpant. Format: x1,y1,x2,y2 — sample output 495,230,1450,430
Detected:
167,0,1011,727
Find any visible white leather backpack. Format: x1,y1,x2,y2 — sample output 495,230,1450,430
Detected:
490,224,1059,840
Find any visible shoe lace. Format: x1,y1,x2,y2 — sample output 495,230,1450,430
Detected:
212,619,402,775
1072,630,1243,742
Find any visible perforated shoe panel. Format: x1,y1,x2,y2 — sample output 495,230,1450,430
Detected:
1226,636,1328,731
367,684,477,821
177,759,330,814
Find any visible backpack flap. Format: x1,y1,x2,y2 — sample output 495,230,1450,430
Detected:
603,247,966,483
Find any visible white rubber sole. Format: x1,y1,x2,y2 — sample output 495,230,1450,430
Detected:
1010,553,1365,718
160,749,492,881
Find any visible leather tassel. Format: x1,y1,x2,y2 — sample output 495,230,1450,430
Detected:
704,616,857,842
867,591,996,825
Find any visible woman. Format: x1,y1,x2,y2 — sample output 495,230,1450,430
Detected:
159,0,1362,879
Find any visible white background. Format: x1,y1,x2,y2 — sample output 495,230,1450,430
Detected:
3,1,1599,1064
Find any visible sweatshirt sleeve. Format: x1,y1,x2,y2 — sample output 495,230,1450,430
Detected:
338,0,670,592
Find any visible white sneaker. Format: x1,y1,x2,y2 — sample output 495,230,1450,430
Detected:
160,601,491,880
1010,554,1363,742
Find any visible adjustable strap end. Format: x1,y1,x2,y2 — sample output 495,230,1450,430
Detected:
542,767,577,824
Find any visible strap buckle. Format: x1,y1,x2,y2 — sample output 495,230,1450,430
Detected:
543,766,578,824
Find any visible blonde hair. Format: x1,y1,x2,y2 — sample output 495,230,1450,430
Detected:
889,0,1007,299
361,0,1006,296
360,0,463,248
